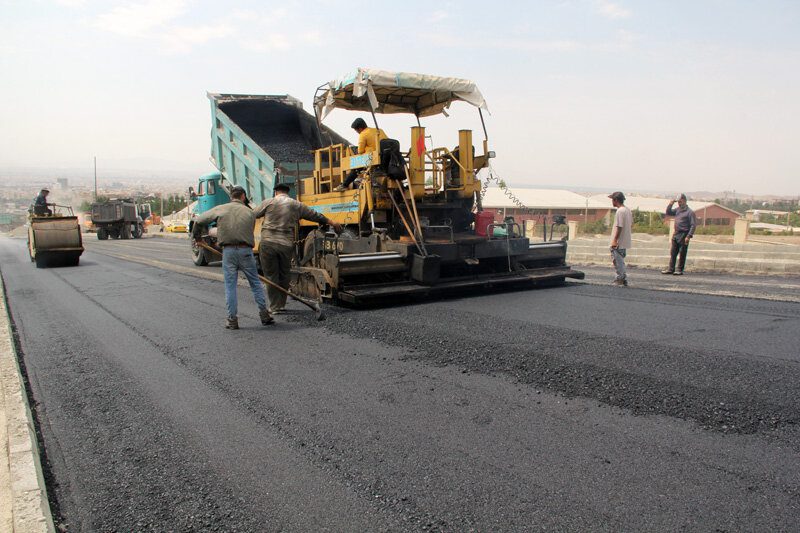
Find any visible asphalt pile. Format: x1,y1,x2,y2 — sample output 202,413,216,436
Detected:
244,127,315,163
219,100,317,163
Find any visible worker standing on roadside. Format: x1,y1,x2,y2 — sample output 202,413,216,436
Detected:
254,183,342,314
608,191,633,286
334,118,388,191
192,186,272,330
662,193,697,276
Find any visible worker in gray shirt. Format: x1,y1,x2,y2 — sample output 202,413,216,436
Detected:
192,186,272,329
662,193,697,276
254,183,342,314
608,191,633,286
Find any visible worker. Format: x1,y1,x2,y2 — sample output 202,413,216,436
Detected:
191,186,272,329
662,193,697,276
608,191,633,286
333,118,388,191
254,183,343,314
33,189,52,216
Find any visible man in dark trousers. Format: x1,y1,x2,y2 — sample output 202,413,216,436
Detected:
33,188,52,215
192,186,272,329
662,193,697,276
254,183,342,314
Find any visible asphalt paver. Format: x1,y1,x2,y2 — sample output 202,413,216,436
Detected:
1,237,798,531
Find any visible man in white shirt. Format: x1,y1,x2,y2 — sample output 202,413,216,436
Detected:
608,191,632,286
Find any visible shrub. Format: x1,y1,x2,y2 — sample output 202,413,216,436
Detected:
578,220,608,234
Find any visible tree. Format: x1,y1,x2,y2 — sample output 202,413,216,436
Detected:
79,195,108,212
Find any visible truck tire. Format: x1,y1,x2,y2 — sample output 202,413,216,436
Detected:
97,227,108,240
121,223,131,240
132,224,143,239
191,242,209,266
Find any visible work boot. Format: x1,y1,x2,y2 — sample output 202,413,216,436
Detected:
333,184,347,192
225,317,239,330
612,279,627,286
673,270,684,276
661,269,674,274
270,307,285,315
259,308,274,325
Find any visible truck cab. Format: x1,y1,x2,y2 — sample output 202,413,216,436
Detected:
193,172,230,216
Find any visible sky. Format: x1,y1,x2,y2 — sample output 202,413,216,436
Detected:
1,0,798,196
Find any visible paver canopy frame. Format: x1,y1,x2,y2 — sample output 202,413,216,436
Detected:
314,68,490,120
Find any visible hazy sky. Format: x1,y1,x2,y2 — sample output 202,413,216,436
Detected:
1,0,798,195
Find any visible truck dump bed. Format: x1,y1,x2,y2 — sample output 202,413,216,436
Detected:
92,202,137,224
209,94,348,204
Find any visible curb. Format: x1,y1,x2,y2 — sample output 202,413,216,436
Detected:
0,274,55,533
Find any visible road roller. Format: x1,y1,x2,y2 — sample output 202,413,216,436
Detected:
27,204,84,268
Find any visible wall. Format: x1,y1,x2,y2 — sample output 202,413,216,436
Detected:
483,207,612,224
695,204,740,227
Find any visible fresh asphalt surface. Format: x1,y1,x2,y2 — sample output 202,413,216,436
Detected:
1,236,798,531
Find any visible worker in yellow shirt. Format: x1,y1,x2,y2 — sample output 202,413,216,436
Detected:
334,118,387,191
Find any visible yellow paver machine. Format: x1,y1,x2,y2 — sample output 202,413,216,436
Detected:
286,68,584,304
27,204,84,268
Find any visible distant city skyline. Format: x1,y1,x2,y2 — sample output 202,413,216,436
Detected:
1,1,798,195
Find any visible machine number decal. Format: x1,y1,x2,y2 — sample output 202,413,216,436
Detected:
323,240,344,252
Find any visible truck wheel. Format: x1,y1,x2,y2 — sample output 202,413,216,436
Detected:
121,224,131,239
132,224,143,239
97,227,108,240
191,241,209,266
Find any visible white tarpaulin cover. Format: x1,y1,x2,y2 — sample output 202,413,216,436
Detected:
315,68,489,119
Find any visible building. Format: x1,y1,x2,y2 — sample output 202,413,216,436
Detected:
589,195,742,228
745,209,789,222
481,188,612,225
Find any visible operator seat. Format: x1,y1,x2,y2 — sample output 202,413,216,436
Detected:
379,139,405,180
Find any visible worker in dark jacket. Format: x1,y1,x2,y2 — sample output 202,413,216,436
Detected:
254,183,342,314
33,189,52,215
192,186,272,329
662,193,697,276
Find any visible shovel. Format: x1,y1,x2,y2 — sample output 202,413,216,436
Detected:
197,241,325,321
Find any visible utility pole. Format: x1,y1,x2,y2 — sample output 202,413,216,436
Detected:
93,156,97,200
584,197,588,226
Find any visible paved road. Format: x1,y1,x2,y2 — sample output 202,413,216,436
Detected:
1,236,799,531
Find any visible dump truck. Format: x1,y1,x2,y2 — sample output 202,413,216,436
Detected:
27,204,84,268
92,199,151,240
189,94,348,266
192,69,583,305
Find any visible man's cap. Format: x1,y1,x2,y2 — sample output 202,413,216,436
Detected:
608,191,625,202
274,183,291,193
676,193,687,201
41,188,50,193
230,185,247,196
351,118,368,130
